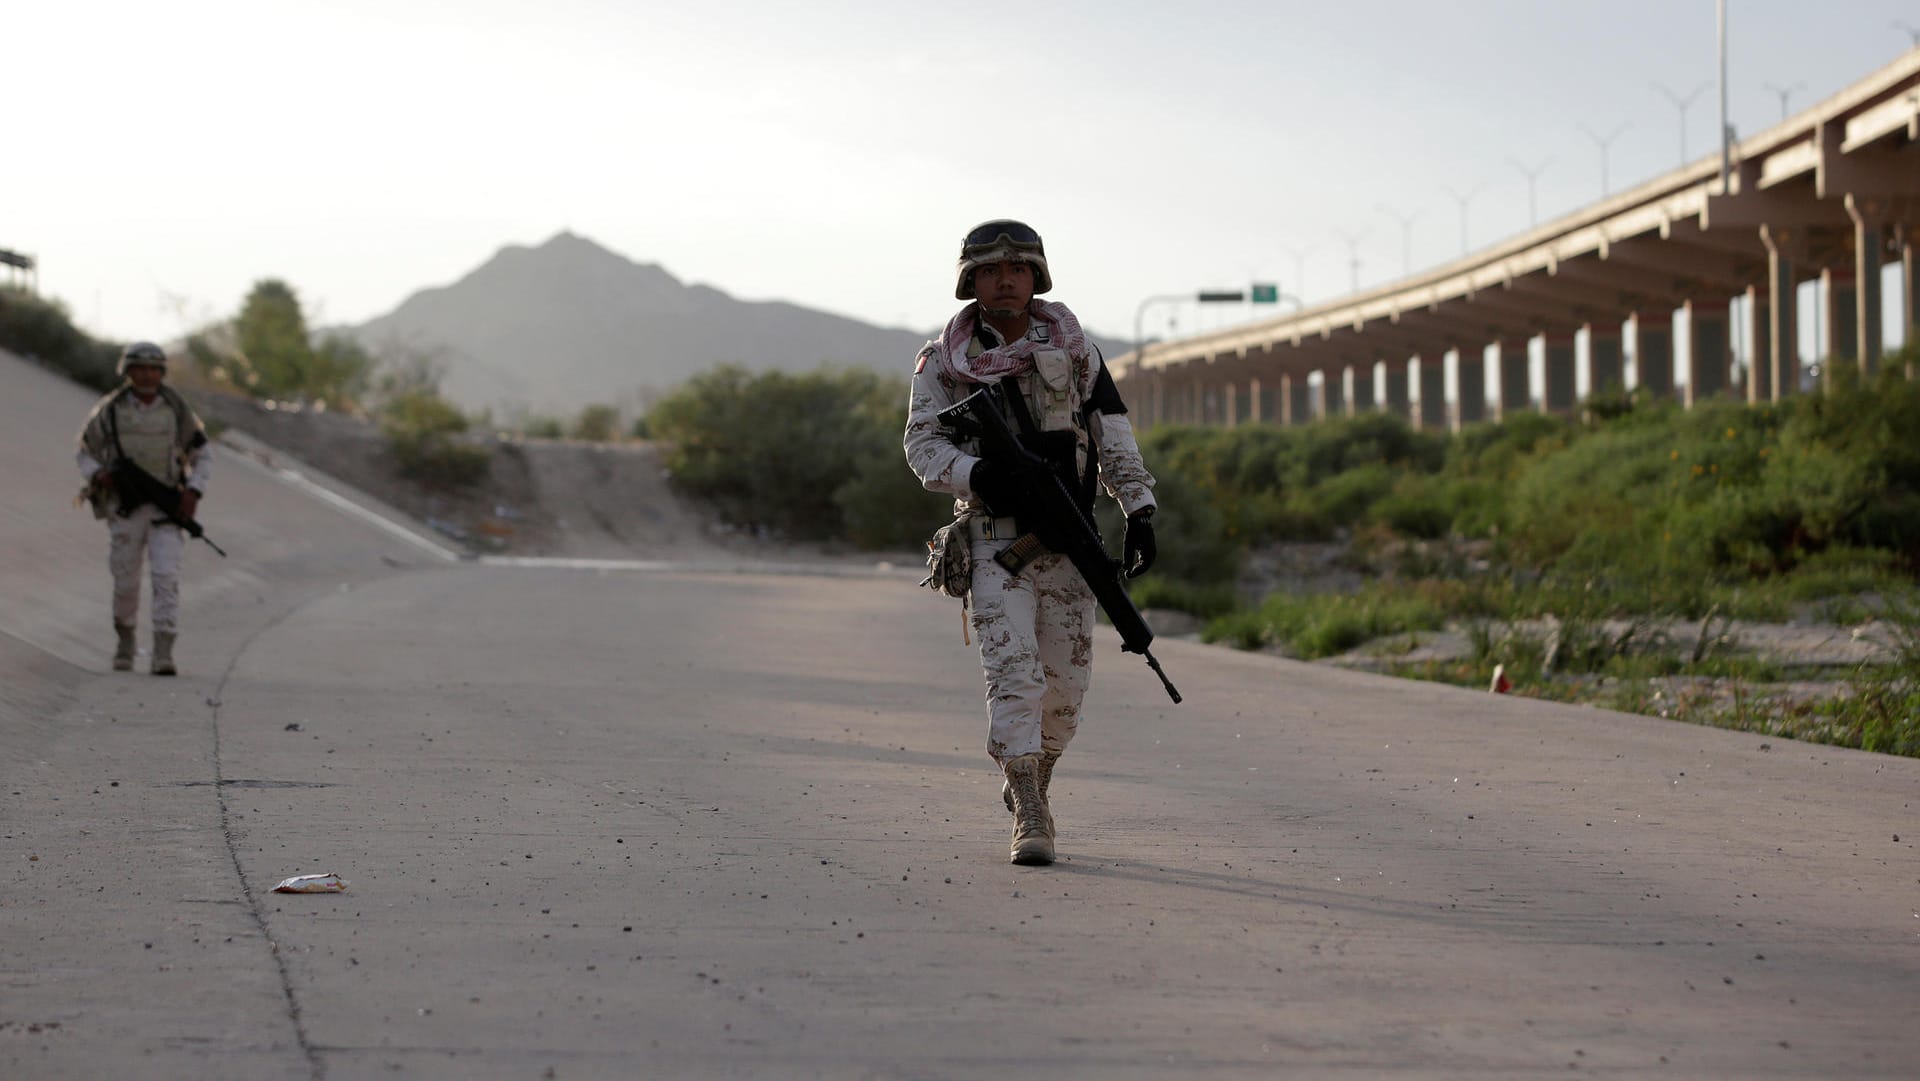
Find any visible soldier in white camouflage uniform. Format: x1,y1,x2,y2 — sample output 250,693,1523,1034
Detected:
76,342,212,676
904,220,1158,865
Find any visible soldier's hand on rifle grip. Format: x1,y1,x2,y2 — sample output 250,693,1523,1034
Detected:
968,459,1017,512
179,488,201,521
1123,507,1156,578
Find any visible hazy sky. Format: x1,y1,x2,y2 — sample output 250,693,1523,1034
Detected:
11,1,1918,353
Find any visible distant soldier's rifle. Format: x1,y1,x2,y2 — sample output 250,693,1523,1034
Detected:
106,459,228,557
937,384,1180,704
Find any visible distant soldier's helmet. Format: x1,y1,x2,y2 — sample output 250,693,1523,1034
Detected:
955,219,1052,301
118,341,167,375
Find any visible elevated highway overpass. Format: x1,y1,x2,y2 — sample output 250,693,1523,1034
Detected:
1115,49,1920,430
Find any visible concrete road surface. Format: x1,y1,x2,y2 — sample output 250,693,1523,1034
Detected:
4,350,1918,1080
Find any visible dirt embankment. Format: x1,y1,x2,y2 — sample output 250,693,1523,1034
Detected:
192,392,723,560
192,390,911,568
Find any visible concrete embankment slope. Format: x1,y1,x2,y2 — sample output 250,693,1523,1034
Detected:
1,350,444,1079
5,348,1920,1080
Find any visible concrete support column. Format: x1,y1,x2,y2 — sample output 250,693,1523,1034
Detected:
1223,382,1239,428
1821,266,1859,370
1744,285,1773,403
1496,340,1530,419
1543,332,1576,414
1416,356,1447,430
1247,377,1264,424
1382,358,1412,420
1455,346,1487,427
1904,226,1919,353
1686,299,1732,406
1322,367,1347,419
1349,364,1376,415
1635,313,1675,399
1761,225,1802,398
1587,323,1625,399
1845,194,1886,375
1288,375,1312,425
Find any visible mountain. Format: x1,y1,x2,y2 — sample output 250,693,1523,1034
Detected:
351,231,1129,417
349,232,926,416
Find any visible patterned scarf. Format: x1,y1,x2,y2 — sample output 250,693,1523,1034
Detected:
937,299,1089,385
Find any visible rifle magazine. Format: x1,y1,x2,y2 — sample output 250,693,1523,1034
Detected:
992,533,1047,577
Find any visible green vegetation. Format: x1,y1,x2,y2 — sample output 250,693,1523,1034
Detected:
368,349,489,487
187,280,374,410
1108,346,1920,757
571,404,621,443
0,286,122,390
378,386,490,487
646,366,947,548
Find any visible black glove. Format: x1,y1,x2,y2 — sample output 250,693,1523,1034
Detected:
1123,508,1157,578
969,459,1017,511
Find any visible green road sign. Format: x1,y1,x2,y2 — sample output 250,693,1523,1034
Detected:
1250,283,1279,304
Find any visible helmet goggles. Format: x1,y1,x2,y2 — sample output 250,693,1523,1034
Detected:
962,219,1044,254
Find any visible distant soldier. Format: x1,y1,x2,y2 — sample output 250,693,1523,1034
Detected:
76,342,212,675
905,220,1159,865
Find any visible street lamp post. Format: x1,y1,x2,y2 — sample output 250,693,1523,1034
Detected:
1651,80,1710,165
1281,245,1313,306
1578,121,1631,197
1441,183,1482,256
1134,293,1192,373
1375,204,1420,278
1333,228,1368,295
1763,81,1806,122
1133,288,1274,368
1509,156,1551,229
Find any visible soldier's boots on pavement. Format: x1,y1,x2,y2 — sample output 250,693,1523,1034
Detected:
151,632,177,677
1003,753,1055,866
1002,748,1061,838
113,622,137,672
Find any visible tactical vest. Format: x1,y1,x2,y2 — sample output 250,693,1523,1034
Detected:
113,395,182,486
964,338,1096,510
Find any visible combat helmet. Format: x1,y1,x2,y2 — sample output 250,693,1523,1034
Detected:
117,341,167,375
955,219,1052,300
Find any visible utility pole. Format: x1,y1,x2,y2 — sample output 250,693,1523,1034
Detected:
1509,156,1551,229
1651,80,1710,165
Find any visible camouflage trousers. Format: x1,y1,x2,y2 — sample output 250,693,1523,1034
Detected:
108,505,184,634
968,537,1095,765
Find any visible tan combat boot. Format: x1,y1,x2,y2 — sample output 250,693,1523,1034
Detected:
113,623,137,671
1003,747,1060,839
1002,753,1054,866
151,632,177,677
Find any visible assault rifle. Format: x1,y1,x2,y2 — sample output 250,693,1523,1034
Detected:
937,384,1181,704
108,459,228,557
